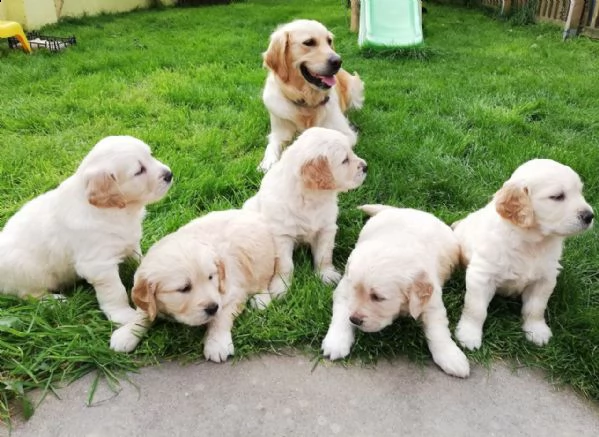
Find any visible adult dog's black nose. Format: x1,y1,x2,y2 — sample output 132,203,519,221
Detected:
163,171,173,183
580,210,594,225
205,303,219,316
349,315,363,326
328,55,342,72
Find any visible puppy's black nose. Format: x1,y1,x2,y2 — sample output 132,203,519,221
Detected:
580,210,594,225
328,55,342,72
349,315,363,326
163,171,173,183
205,303,219,316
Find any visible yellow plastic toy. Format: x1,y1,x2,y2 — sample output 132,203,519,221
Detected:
0,20,32,53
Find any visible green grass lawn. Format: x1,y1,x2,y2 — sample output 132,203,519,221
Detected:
1,0,599,423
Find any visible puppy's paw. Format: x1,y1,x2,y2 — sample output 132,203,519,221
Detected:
249,293,272,310
321,327,354,361
110,325,142,353
432,344,470,378
523,321,552,346
258,155,278,173
319,267,342,285
105,307,138,326
455,319,483,350
204,331,234,363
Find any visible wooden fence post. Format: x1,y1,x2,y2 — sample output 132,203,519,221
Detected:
350,0,359,33
503,0,512,15
563,0,585,39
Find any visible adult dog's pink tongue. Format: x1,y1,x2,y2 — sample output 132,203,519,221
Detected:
318,75,336,87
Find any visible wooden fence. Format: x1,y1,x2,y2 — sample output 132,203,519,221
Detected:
480,0,599,38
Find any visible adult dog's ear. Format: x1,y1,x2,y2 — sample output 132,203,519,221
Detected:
85,170,126,209
406,272,434,319
301,156,335,190
495,182,535,228
131,277,157,321
217,259,226,295
263,29,290,82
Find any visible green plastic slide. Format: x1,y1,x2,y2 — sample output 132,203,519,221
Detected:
358,0,423,48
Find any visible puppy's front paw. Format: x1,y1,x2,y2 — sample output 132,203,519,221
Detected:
523,321,552,346
110,324,142,353
204,331,234,363
431,344,470,378
249,293,272,310
258,155,278,173
106,307,138,326
322,327,354,361
319,267,342,285
455,318,483,350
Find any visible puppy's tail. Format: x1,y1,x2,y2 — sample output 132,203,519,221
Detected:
358,204,394,217
336,69,364,112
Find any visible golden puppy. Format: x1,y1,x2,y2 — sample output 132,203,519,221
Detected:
244,127,367,307
322,205,469,378
0,136,172,325
454,159,594,350
258,19,364,172
110,210,282,362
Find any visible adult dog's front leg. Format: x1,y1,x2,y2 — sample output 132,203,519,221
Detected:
259,116,296,172
77,262,137,325
311,226,341,285
322,108,357,147
521,277,556,346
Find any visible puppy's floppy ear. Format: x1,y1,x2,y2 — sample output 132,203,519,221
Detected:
495,182,535,228
263,29,290,82
406,272,434,319
301,156,335,190
217,259,226,295
131,277,157,321
85,170,126,209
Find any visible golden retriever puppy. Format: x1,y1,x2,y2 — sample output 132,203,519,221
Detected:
454,159,594,350
322,205,470,378
110,209,282,362
258,19,364,172
244,127,367,306
0,136,172,325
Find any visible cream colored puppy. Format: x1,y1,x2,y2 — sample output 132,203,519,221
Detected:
322,205,469,378
454,159,594,350
0,136,172,325
244,127,367,307
259,19,364,172
110,210,282,362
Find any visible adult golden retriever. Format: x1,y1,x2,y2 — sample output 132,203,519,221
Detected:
258,19,364,172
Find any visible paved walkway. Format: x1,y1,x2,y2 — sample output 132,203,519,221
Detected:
5,355,599,436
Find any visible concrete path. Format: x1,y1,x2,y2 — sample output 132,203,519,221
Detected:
5,355,599,437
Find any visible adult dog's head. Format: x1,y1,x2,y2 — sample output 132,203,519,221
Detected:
131,234,225,326
343,242,436,332
264,19,342,90
78,136,173,209
494,159,593,236
279,127,367,192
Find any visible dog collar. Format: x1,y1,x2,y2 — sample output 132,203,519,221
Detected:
292,96,330,107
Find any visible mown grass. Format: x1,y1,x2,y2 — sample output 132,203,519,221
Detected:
1,0,599,423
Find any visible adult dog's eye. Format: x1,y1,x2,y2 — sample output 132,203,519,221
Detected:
178,283,192,293
135,165,146,176
370,293,385,302
342,156,350,165
303,38,316,47
549,193,565,201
